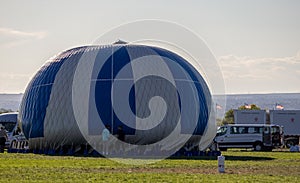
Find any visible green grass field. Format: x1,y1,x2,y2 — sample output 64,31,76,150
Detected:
0,150,299,182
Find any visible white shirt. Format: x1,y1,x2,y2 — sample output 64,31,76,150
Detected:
102,128,110,141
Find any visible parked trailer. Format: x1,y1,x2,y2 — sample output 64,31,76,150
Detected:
214,124,282,151
270,110,300,147
234,110,266,124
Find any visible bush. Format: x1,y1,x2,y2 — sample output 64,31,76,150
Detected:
0,108,13,114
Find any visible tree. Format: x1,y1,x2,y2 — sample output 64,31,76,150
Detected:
238,104,261,110
222,109,234,125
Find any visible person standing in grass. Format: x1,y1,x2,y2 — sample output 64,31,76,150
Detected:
0,126,8,153
116,125,125,153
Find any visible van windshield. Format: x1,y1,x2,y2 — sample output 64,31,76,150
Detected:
216,126,227,136
0,122,16,132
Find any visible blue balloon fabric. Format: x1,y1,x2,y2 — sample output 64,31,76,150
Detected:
18,43,213,152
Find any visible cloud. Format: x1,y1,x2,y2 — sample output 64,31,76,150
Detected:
0,27,47,39
0,73,31,93
297,50,300,59
0,73,30,80
0,27,47,48
218,52,300,93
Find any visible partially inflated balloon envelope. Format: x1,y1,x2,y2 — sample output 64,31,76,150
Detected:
18,42,216,159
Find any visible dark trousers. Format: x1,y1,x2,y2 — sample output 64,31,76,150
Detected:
0,137,6,153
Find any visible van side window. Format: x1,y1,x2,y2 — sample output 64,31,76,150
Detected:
248,127,255,134
230,127,239,134
254,127,262,134
238,127,248,134
264,127,270,134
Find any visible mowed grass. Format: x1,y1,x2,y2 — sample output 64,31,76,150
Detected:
0,150,300,182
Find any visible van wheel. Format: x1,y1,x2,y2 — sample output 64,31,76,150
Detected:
253,142,263,151
264,147,273,151
285,140,294,148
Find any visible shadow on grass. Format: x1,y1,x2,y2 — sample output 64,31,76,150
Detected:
222,155,274,161
14,152,274,161
44,154,274,161
168,155,274,161
12,148,274,161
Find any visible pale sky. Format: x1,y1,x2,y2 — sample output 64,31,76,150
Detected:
0,0,300,94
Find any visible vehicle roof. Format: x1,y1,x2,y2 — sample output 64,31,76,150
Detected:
0,112,18,123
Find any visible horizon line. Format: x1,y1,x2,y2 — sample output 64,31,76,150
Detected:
1,92,300,95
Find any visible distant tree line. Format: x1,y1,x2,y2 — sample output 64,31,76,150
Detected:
0,108,13,114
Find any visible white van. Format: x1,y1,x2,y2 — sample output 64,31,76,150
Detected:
0,112,18,148
214,124,282,151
